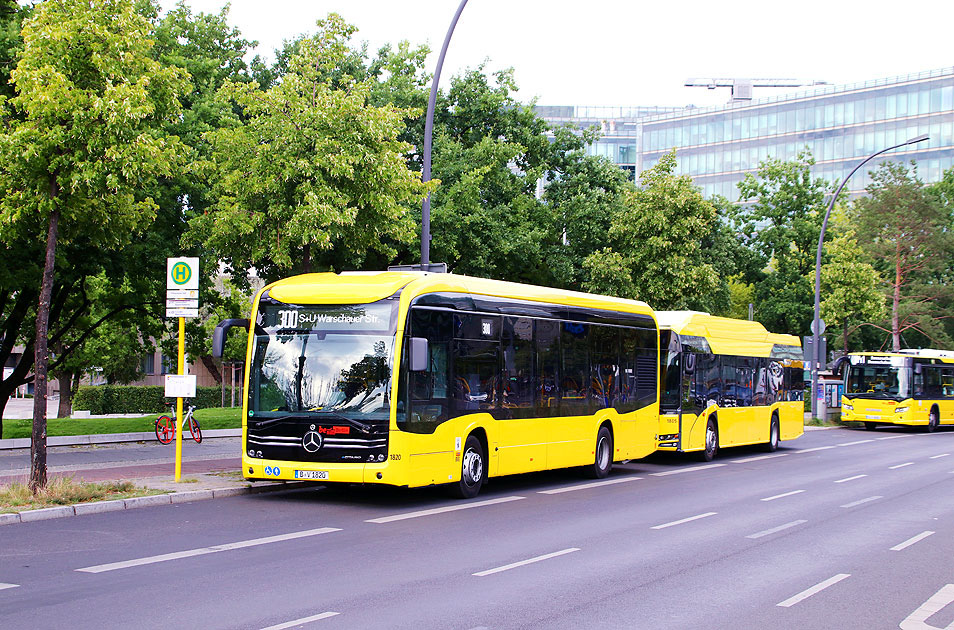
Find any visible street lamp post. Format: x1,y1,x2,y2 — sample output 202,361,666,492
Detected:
421,0,469,267
810,133,930,418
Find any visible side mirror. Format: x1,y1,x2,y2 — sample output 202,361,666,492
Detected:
408,337,429,371
831,355,850,378
213,319,249,358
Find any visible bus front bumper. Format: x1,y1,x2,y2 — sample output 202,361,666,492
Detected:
243,457,399,485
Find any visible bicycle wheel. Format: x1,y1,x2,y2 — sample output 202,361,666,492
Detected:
155,416,174,444
189,417,202,444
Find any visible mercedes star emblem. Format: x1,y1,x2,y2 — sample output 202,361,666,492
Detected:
302,430,323,453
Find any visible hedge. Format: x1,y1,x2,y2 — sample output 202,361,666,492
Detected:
74,385,241,414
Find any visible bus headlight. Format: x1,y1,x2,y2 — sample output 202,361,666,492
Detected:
895,406,909,414
842,402,853,411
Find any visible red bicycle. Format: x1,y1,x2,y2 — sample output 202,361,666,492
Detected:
155,403,202,444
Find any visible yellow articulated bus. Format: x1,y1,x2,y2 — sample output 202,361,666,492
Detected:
838,349,954,432
655,311,805,461
214,271,660,498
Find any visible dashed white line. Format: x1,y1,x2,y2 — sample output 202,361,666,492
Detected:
876,435,911,440
837,439,875,446
473,548,579,577
651,512,718,530
650,463,726,476
841,496,882,508
834,474,868,483
900,584,954,630
761,490,806,502
538,477,641,494
730,453,789,464
890,462,915,470
777,573,851,607
891,531,935,551
746,520,808,539
366,496,525,523
0,583,19,591
260,612,340,630
930,453,950,459
76,527,341,573
793,446,837,453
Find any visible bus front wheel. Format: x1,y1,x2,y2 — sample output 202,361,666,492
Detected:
698,417,718,462
584,426,613,479
450,435,486,499
763,415,780,452
927,408,940,433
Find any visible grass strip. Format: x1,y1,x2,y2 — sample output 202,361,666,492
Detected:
0,476,167,514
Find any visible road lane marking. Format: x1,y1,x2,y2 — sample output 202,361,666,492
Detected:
0,583,19,590
473,548,579,577
366,496,525,523
840,496,882,508
793,446,836,453
930,453,950,459
651,512,717,530
650,464,726,476
834,474,868,483
777,573,851,607
746,520,808,539
730,453,789,464
75,527,341,573
837,439,875,446
876,435,911,440
538,477,641,494
890,462,915,469
891,531,936,551
761,490,806,502
261,612,340,630
900,584,954,630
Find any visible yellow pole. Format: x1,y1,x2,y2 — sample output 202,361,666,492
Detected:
174,316,184,482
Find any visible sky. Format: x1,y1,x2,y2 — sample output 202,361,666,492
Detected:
168,0,953,109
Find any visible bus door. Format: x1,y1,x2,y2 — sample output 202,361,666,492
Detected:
659,330,683,446
719,356,752,446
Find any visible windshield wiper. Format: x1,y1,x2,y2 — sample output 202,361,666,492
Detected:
248,414,311,428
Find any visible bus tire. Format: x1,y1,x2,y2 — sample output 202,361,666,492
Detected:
450,435,486,499
763,414,780,452
864,422,877,431
697,416,718,462
927,407,940,433
584,425,614,479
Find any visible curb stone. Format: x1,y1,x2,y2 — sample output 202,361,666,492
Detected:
19,505,75,522
171,489,214,503
74,499,126,516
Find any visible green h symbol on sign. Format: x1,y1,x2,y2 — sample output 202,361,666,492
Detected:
172,262,191,285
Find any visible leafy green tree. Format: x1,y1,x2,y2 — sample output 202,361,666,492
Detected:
0,0,188,490
735,150,831,335
724,276,755,320
188,14,434,284
582,151,723,309
852,161,954,350
820,231,885,353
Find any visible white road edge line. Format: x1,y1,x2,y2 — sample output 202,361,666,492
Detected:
651,512,718,530
473,548,579,577
900,584,954,629
0,583,19,590
650,464,726,476
890,530,935,551
837,439,875,446
793,446,837,453
930,453,950,459
777,573,851,607
890,462,915,469
260,612,340,630
840,496,882,508
761,490,805,502
538,477,641,495
746,520,808,539
834,474,868,483
75,527,341,574
730,453,789,464
366,495,525,524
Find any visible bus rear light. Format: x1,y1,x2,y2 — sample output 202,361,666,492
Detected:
658,433,680,441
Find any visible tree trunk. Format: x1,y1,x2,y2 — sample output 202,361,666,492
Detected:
56,369,75,419
843,319,849,355
30,199,59,494
302,243,311,274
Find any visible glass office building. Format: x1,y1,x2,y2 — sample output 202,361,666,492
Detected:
540,67,954,202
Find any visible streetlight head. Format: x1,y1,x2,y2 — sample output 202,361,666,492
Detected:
905,134,929,145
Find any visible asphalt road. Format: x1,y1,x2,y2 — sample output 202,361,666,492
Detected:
2,426,954,630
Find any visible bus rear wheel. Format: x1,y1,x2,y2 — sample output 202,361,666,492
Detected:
584,426,613,479
697,417,718,462
450,435,485,499
927,408,940,433
762,415,780,452
864,422,878,431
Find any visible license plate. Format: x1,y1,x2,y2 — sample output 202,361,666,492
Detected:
295,470,329,480
865,415,880,420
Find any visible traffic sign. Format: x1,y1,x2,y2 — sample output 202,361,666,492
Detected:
166,289,198,299
167,257,199,291
166,308,199,318
164,374,196,398
166,299,199,309
810,318,826,335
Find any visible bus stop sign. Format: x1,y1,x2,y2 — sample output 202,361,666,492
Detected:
167,258,199,291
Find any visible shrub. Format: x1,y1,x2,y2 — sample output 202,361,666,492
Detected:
73,385,240,414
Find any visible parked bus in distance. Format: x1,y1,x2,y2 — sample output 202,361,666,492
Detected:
655,311,805,461
838,349,954,432
214,271,660,498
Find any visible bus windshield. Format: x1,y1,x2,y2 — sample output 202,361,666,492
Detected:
845,364,911,399
248,301,396,419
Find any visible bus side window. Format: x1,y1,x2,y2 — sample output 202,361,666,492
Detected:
753,357,768,406
502,317,535,418
402,308,452,434
590,325,620,409
560,321,591,415
535,319,561,416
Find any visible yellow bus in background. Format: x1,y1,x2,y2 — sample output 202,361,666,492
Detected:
655,312,805,460
215,271,660,498
839,350,954,432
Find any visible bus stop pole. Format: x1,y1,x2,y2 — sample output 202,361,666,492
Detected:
174,316,184,482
